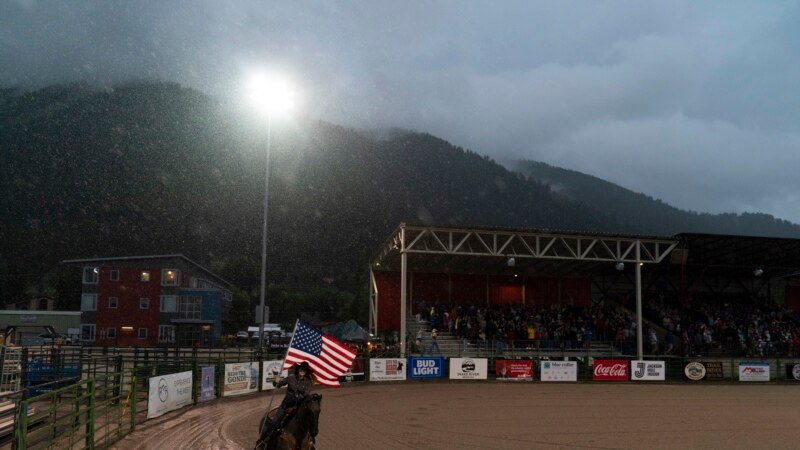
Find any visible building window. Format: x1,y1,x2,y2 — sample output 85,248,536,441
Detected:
158,325,176,344
83,267,99,284
162,269,180,286
110,270,119,281
138,328,148,339
108,297,118,309
189,277,199,288
81,294,97,311
160,295,177,312
141,271,151,282
140,298,149,309
80,324,96,342
178,296,202,320
107,327,117,339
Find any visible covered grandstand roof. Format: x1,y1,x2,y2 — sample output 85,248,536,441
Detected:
675,233,800,278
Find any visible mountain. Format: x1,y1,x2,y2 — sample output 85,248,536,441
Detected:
513,161,800,238
2,81,799,317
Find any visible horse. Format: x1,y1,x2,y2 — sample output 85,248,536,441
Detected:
255,393,322,450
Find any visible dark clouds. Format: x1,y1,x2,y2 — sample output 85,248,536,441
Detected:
3,0,799,222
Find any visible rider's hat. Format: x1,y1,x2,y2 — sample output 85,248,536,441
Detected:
294,361,313,376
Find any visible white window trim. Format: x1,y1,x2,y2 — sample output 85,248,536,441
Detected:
140,298,149,309
81,324,96,342
158,325,176,343
108,296,118,309
83,267,99,284
160,295,177,312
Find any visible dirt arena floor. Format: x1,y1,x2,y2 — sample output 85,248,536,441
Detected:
111,381,800,450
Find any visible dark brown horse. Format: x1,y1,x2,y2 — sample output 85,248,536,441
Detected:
255,393,322,450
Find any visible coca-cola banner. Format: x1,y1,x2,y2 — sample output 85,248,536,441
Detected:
496,359,533,381
593,359,628,381
630,360,665,381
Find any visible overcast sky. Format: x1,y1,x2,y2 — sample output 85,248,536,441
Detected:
3,0,800,223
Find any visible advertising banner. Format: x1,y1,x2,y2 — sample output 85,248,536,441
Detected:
739,362,770,381
223,362,260,397
630,360,666,381
147,370,193,419
261,360,288,391
408,356,445,379
370,358,407,381
593,359,628,381
704,362,724,381
496,359,533,381
684,362,707,381
200,366,215,402
449,358,488,380
540,360,578,382
785,364,800,381
339,358,366,383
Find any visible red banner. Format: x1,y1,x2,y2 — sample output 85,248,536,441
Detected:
593,359,628,381
496,359,533,381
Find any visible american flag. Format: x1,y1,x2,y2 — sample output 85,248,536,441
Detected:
283,321,357,387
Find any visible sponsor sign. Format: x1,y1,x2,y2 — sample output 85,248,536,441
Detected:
685,362,706,381
260,360,288,391
496,360,533,381
704,362,724,381
785,364,800,381
200,366,215,402
223,362,260,396
739,362,770,382
408,356,445,379
449,358,488,380
339,358,366,383
631,360,666,381
540,360,578,382
593,359,628,381
147,370,193,419
370,358,407,381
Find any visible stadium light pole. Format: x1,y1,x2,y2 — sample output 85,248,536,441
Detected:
247,73,295,352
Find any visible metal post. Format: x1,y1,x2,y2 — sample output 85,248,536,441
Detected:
400,236,408,358
258,115,273,350
130,369,137,432
85,378,96,449
635,241,644,360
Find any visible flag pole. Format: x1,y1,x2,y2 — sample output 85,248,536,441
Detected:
280,319,301,371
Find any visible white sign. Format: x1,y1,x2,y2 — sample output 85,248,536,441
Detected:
631,360,666,381
540,361,578,382
449,358,488,380
739,362,770,381
369,358,407,381
261,359,289,390
223,362,259,396
147,370,193,419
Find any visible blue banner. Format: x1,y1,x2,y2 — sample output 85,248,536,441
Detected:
408,356,445,379
200,366,216,402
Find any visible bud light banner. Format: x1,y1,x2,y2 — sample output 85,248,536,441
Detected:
370,358,407,381
738,362,770,381
785,364,800,381
449,358,487,380
496,359,533,381
630,360,666,381
540,360,578,382
593,359,628,381
409,356,445,379
147,370,193,419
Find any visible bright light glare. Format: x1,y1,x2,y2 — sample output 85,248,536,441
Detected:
247,73,295,116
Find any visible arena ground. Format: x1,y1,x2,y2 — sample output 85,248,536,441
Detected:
110,382,800,450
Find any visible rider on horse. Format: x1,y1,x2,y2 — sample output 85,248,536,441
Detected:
261,361,314,441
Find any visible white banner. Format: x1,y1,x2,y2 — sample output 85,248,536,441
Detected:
540,361,578,382
631,360,666,381
739,362,770,381
261,359,289,390
147,370,193,419
369,358,407,381
223,362,260,396
449,358,488,380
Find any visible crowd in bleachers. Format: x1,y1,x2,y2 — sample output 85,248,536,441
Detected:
413,292,800,357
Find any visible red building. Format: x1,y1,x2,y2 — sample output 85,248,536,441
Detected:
63,255,232,347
